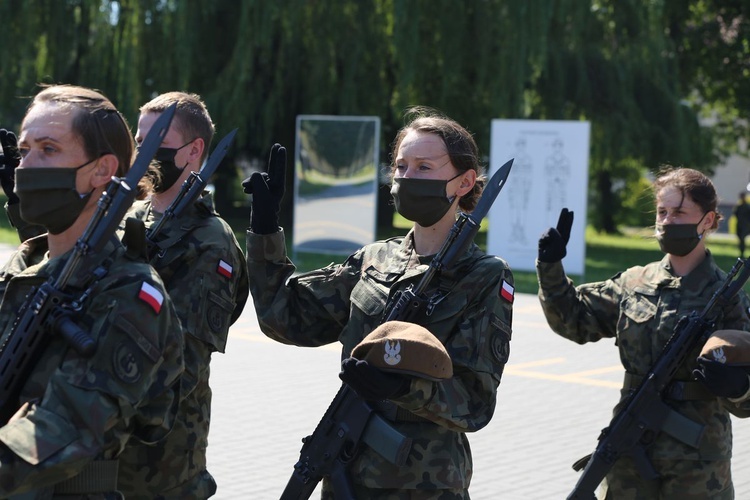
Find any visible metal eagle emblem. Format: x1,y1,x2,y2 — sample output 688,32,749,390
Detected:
383,340,401,366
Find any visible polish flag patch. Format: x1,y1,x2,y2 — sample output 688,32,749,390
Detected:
138,282,164,314
500,280,514,303
217,259,233,279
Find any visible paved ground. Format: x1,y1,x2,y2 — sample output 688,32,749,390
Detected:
207,292,750,499
0,242,745,499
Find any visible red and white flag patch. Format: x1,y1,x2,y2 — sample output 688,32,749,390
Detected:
138,281,164,314
217,259,233,278
500,280,514,303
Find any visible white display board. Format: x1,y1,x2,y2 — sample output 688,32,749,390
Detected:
488,120,590,276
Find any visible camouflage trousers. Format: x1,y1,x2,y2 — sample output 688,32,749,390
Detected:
600,455,733,499
321,480,469,499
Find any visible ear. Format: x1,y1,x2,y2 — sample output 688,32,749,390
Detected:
455,169,476,197
186,138,205,165
704,211,717,232
90,154,119,189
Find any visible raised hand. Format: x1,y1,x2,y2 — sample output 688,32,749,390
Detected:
538,208,574,263
242,143,286,234
0,129,21,204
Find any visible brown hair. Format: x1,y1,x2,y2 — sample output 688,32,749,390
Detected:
390,107,486,211
140,91,215,162
653,166,721,230
24,85,134,177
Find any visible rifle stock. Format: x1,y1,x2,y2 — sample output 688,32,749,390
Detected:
567,257,750,500
279,160,514,499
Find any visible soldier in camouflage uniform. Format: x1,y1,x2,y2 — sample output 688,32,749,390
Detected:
0,84,183,498
245,108,514,499
536,167,750,499
116,92,249,500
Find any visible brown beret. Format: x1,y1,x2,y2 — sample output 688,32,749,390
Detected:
700,330,750,366
352,321,453,381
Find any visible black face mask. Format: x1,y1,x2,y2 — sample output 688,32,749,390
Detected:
390,173,462,227
15,158,96,234
151,140,193,193
655,212,708,257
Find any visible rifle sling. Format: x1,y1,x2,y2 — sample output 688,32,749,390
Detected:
150,217,201,258
53,459,119,494
623,372,714,401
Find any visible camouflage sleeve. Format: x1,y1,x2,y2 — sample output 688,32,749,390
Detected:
396,259,514,433
246,229,360,347
166,228,247,398
536,259,621,344
0,271,183,495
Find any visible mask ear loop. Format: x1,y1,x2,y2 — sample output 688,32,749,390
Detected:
446,170,468,205
696,211,710,240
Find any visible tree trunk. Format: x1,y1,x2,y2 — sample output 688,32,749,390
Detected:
597,171,618,234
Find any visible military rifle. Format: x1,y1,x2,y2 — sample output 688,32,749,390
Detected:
567,256,750,500
280,158,514,499
145,128,238,260
0,104,176,424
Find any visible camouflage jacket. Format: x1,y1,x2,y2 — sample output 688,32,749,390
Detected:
246,228,514,490
537,251,750,461
117,192,249,499
0,235,183,497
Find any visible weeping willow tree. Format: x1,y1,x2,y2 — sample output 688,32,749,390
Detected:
532,1,716,232
0,0,155,129
389,0,554,148
0,0,746,232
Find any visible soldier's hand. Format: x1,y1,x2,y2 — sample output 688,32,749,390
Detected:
538,208,573,263
339,357,410,401
0,129,21,204
693,357,750,399
242,143,286,234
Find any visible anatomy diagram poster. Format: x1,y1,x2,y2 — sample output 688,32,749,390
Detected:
487,120,590,276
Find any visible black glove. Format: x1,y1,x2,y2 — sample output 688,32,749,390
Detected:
0,129,21,204
693,357,750,399
538,208,574,263
339,357,410,401
242,143,286,234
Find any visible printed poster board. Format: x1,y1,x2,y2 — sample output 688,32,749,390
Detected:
488,120,590,276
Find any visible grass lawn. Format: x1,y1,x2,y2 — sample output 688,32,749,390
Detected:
0,204,744,296
229,212,750,296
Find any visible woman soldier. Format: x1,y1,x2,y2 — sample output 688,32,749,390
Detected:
537,166,750,499
0,84,183,498
244,107,514,499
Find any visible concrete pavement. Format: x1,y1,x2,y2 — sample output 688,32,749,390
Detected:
207,292,750,499
0,241,743,498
